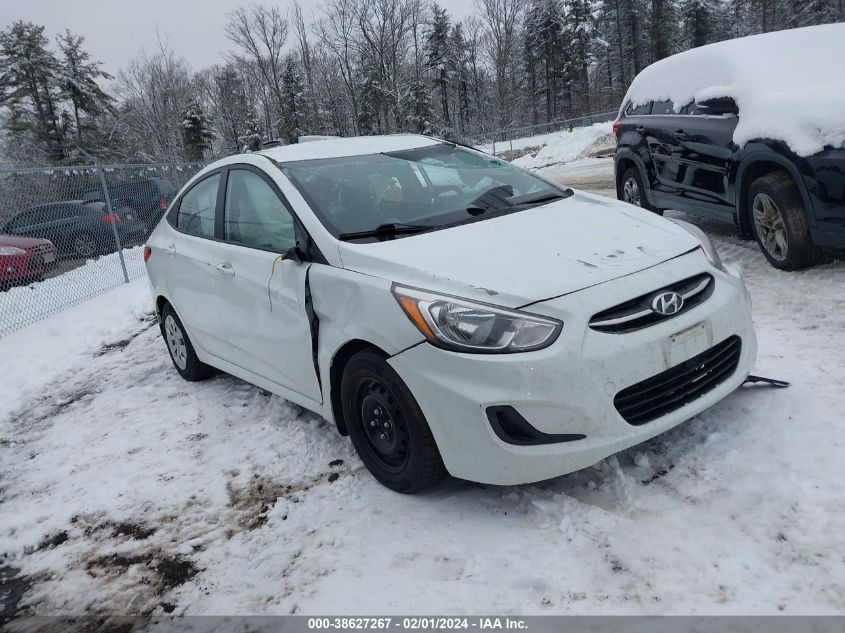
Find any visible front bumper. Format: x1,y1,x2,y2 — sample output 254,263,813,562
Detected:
388,250,757,485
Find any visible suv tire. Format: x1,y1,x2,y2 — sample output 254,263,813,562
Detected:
620,167,661,215
341,349,445,493
160,303,216,381
749,172,821,270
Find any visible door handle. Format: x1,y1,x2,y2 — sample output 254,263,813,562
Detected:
164,243,176,257
673,130,688,140
636,126,645,133
215,262,235,277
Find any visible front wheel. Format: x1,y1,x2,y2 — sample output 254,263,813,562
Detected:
749,172,821,270
620,167,661,214
341,350,445,493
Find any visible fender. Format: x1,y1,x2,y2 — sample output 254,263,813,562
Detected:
735,150,818,233
614,148,657,208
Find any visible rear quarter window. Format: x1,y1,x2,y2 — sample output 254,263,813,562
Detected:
626,101,652,116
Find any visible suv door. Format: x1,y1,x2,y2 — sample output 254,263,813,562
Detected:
663,98,738,217
210,166,321,402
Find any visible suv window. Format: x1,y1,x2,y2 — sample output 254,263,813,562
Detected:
626,101,652,116
224,169,296,251
651,100,674,115
177,174,220,237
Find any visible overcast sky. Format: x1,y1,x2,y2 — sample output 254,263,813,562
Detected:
1,0,479,78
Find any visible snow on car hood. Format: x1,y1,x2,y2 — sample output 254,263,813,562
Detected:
622,23,845,157
337,191,700,308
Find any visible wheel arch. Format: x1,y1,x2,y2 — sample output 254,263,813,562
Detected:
614,150,654,207
736,153,815,237
329,339,391,436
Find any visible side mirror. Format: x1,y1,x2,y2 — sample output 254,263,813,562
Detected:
283,244,304,264
697,97,738,116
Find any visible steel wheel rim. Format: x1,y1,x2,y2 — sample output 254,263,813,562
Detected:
355,378,410,472
164,315,188,370
752,193,788,261
623,177,642,207
74,234,96,257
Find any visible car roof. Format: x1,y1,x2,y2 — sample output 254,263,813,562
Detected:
257,134,441,163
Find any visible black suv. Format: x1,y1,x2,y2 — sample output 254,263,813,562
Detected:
78,177,177,236
613,97,845,270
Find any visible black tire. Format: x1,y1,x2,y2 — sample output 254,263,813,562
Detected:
749,171,821,270
619,166,661,215
159,303,215,381
341,350,445,493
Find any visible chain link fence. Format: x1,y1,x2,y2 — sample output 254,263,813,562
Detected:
0,162,205,337
471,110,618,156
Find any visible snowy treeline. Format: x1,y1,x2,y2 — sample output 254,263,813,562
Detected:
0,0,842,165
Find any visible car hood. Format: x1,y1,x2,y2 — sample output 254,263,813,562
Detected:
336,191,701,307
0,234,52,249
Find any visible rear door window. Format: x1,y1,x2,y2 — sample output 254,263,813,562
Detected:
176,174,220,238
651,100,674,115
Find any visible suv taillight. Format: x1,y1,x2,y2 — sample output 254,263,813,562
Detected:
160,198,168,210
102,212,120,224
612,120,621,135
143,246,151,263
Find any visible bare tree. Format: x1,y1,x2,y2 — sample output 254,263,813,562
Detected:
313,0,363,134
475,0,521,128
117,33,193,161
224,5,289,138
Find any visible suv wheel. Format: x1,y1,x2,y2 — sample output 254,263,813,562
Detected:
620,167,661,215
340,350,445,493
160,304,215,381
749,172,821,270
73,232,98,258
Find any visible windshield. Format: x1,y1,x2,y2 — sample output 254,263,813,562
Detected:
280,144,568,242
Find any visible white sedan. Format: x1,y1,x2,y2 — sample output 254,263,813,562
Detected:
144,135,757,493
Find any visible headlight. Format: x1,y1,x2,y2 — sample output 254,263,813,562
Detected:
668,218,725,271
392,284,562,353
0,246,26,256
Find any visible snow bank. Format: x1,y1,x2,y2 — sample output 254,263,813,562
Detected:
509,122,614,169
622,23,845,156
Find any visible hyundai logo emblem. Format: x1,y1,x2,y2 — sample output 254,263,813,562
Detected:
651,291,684,316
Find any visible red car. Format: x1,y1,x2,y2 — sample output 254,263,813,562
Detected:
0,234,57,290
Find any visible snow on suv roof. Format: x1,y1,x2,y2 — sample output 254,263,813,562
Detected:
258,134,441,163
621,23,845,157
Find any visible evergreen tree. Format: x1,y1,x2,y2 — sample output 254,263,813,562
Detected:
279,54,305,143
0,21,65,161
55,30,113,150
238,115,263,152
650,0,677,61
427,3,452,126
406,77,434,134
181,98,212,160
681,0,721,48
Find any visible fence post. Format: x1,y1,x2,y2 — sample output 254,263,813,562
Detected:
97,166,130,284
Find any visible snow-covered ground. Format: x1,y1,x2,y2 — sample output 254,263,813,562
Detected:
2,155,845,619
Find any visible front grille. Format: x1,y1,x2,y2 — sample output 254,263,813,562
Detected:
614,335,742,426
590,273,714,333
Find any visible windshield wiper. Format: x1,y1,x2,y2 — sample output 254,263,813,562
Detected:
510,188,570,208
465,184,515,215
338,222,433,241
